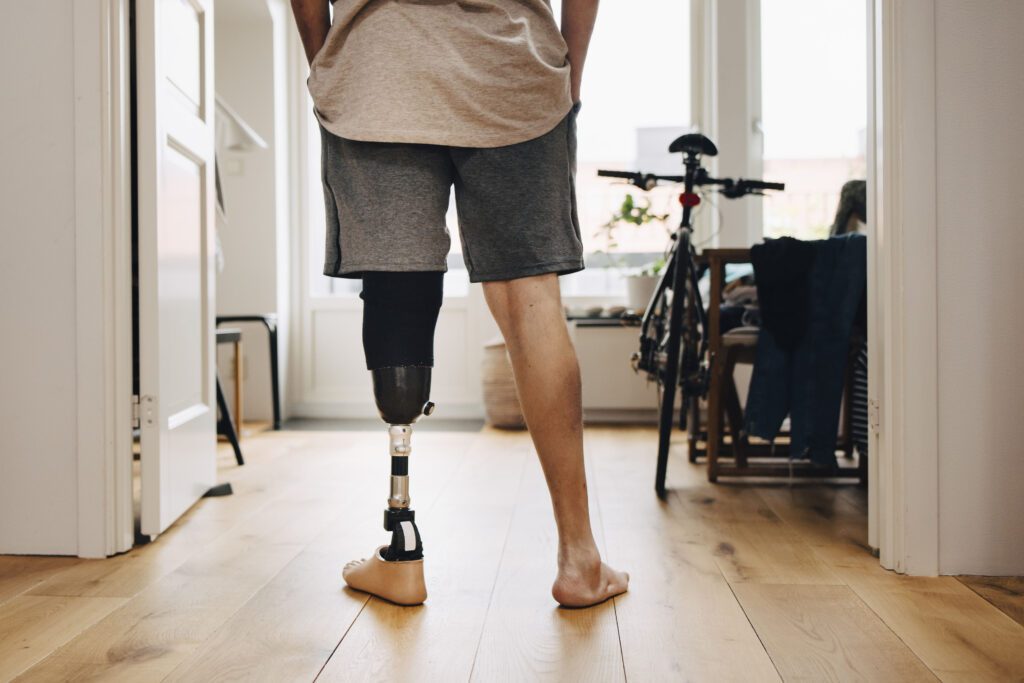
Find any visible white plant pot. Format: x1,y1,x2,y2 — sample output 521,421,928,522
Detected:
626,274,659,313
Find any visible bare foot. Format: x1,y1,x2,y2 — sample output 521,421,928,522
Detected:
552,548,629,608
342,545,427,606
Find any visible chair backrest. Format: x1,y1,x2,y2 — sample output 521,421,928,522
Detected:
699,249,753,358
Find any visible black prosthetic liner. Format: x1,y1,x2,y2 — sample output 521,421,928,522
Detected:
360,271,444,371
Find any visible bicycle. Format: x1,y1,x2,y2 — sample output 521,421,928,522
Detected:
598,133,784,498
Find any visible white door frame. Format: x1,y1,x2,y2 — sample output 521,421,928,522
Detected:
696,0,941,574
72,0,135,557
868,0,940,575
84,0,943,571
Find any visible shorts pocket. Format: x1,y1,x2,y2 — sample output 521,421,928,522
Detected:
567,101,580,173
566,102,581,247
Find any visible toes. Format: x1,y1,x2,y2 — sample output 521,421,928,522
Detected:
606,570,629,597
342,557,368,577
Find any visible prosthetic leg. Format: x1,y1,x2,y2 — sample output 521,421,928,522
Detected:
341,272,443,606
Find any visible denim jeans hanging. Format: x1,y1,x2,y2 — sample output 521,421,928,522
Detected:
745,233,867,467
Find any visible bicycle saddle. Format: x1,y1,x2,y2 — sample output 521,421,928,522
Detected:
668,133,718,157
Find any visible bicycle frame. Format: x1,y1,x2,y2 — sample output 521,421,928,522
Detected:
600,134,784,498
635,151,709,388
649,152,713,496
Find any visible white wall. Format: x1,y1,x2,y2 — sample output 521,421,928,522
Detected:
214,0,292,425
0,3,84,554
934,0,1024,575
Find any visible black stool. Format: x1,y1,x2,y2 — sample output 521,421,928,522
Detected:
216,313,281,430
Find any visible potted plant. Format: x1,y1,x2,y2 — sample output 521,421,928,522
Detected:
627,256,666,312
596,193,670,313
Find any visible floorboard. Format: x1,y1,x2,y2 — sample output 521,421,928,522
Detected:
0,556,81,608
17,437,376,681
759,485,1024,682
587,427,781,682
164,432,471,682
958,576,1024,628
316,429,530,682
0,594,126,680
469,450,623,682
732,583,936,681
4,425,1024,682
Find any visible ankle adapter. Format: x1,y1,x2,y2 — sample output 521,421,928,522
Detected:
382,507,423,561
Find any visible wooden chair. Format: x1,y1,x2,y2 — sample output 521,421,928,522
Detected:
694,248,864,483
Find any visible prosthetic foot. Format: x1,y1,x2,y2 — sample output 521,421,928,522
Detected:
342,367,433,605
342,272,444,605
342,545,427,606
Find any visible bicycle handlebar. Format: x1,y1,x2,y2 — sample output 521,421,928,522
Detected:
737,179,785,192
597,168,784,196
596,170,640,180
596,170,684,190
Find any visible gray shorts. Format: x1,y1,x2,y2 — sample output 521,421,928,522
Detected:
319,101,584,283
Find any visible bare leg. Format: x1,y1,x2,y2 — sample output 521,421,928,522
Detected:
482,273,629,607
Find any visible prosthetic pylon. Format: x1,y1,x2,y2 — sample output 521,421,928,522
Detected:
343,271,441,604
373,366,435,562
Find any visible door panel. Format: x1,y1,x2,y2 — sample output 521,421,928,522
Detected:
137,0,217,536
158,142,207,419
162,0,204,113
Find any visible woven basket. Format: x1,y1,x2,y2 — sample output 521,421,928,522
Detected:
482,337,526,429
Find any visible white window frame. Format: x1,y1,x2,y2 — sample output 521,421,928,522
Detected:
690,0,764,247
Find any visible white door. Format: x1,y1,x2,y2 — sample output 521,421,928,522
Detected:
136,0,218,537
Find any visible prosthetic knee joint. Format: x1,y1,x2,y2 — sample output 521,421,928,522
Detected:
360,272,444,562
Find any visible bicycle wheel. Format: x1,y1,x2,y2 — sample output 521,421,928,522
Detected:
653,232,693,498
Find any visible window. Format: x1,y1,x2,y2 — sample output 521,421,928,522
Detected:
555,0,691,297
760,0,867,240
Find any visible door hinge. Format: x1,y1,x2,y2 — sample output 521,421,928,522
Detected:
868,398,881,432
133,394,156,428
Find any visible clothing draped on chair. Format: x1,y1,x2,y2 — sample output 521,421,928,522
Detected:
744,233,867,467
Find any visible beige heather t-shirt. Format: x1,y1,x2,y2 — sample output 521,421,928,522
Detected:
307,0,574,148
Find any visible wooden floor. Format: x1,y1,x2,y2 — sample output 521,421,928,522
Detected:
3,426,1024,682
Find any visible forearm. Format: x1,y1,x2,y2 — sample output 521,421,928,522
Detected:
560,0,599,102
290,0,331,65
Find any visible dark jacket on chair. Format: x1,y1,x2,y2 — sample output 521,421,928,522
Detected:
745,233,867,467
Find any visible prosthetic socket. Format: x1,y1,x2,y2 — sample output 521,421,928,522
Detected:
360,272,444,562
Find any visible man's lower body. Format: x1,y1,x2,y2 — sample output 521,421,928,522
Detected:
319,102,628,608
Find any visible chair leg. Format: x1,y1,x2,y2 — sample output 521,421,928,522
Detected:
216,378,245,466
841,344,856,459
706,358,725,483
264,319,281,430
724,368,748,467
232,339,243,433
688,396,701,463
